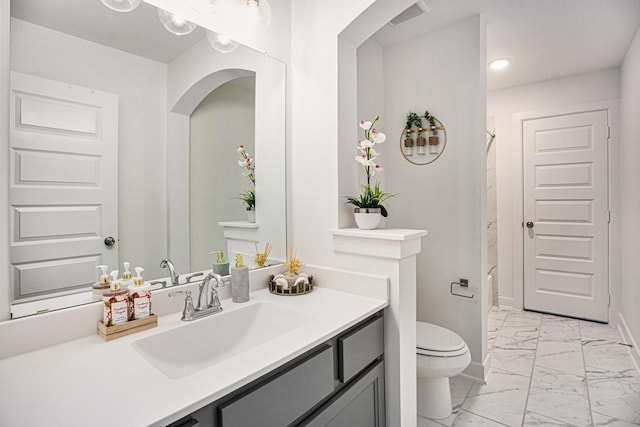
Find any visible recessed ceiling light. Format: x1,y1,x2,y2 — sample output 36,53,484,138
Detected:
489,58,511,70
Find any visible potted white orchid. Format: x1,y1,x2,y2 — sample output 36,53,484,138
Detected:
346,115,394,230
235,145,256,222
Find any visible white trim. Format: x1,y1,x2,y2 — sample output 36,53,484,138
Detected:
498,296,515,308
510,100,620,321
463,358,489,383
618,313,640,375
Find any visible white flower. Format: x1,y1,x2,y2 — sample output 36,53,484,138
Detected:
237,145,245,153
355,155,374,166
359,120,372,130
238,160,246,167
372,163,384,174
358,139,374,149
371,129,386,143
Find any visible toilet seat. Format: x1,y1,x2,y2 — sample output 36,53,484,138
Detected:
416,322,468,357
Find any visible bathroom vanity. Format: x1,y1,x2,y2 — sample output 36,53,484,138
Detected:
170,312,385,427
0,268,388,426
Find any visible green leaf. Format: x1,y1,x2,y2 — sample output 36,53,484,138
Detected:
344,183,395,216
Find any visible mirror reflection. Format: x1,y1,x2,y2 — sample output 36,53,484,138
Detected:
8,0,286,318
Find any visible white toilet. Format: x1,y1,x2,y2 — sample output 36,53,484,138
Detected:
416,321,471,419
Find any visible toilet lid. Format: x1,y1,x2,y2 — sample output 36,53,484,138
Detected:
416,322,467,353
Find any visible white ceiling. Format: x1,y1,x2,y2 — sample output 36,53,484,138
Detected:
10,0,206,64
372,0,640,91
11,0,640,90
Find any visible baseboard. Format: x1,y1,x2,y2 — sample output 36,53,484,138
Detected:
618,313,640,375
498,296,514,308
463,357,489,383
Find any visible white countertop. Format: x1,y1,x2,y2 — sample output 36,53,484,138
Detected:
0,287,387,426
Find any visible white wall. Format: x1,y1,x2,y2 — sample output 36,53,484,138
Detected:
620,27,640,353
189,79,256,271
290,0,415,265
372,16,488,378
356,39,386,196
9,18,168,280
488,68,620,311
0,0,10,320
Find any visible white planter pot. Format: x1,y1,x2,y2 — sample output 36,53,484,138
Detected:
354,208,381,230
247,207,256,223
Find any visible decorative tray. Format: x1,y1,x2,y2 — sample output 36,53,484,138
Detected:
269,274,314,296
97,314,158,341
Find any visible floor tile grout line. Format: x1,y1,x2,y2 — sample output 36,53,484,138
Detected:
519,313,541,427
525,410,582,427
578,320,596,426
458,408,511,426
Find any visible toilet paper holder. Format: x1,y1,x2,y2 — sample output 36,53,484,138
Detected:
450,279,474,299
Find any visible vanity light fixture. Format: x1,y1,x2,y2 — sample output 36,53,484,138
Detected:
100,0,142,13
488,57,511,70
237,0,272,33
189,0,221,15
157,9,197,35
207,30,240,53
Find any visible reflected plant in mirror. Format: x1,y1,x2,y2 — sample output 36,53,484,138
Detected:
235,145,256,215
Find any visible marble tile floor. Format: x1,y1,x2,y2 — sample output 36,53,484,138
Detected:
418,307,640,427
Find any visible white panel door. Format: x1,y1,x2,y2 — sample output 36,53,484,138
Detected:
9,72,118,302
523,110,609,322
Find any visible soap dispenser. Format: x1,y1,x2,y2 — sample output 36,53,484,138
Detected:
209,250,230,276
102,270,129,326
120,262,134,288
92,265,111,297
128,267,151,320
230,254,249,303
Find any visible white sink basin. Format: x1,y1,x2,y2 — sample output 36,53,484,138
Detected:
132,301,313,379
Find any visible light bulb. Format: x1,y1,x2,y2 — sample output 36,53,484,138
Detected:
189,0,221,14
100,0,142,12
157,9,197,35
489,58,511,70
207,31,240,53
237,0,272,33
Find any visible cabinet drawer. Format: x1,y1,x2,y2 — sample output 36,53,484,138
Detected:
218,345,335,426
338,316,384,383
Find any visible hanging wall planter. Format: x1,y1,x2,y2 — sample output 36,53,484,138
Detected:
400,110,447,165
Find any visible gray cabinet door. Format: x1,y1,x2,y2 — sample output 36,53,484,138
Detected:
218,345,335,426
302,360,385,427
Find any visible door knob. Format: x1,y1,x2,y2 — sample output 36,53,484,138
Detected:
526,222,534,229
104,236,116,247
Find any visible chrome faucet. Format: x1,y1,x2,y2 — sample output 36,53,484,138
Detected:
159,259,179,287
170,273,224,321
204,273,224,311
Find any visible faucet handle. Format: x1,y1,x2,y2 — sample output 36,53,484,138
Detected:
209,286,223,311
186,272,204,283
210,274,224,288
169,290,195,320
